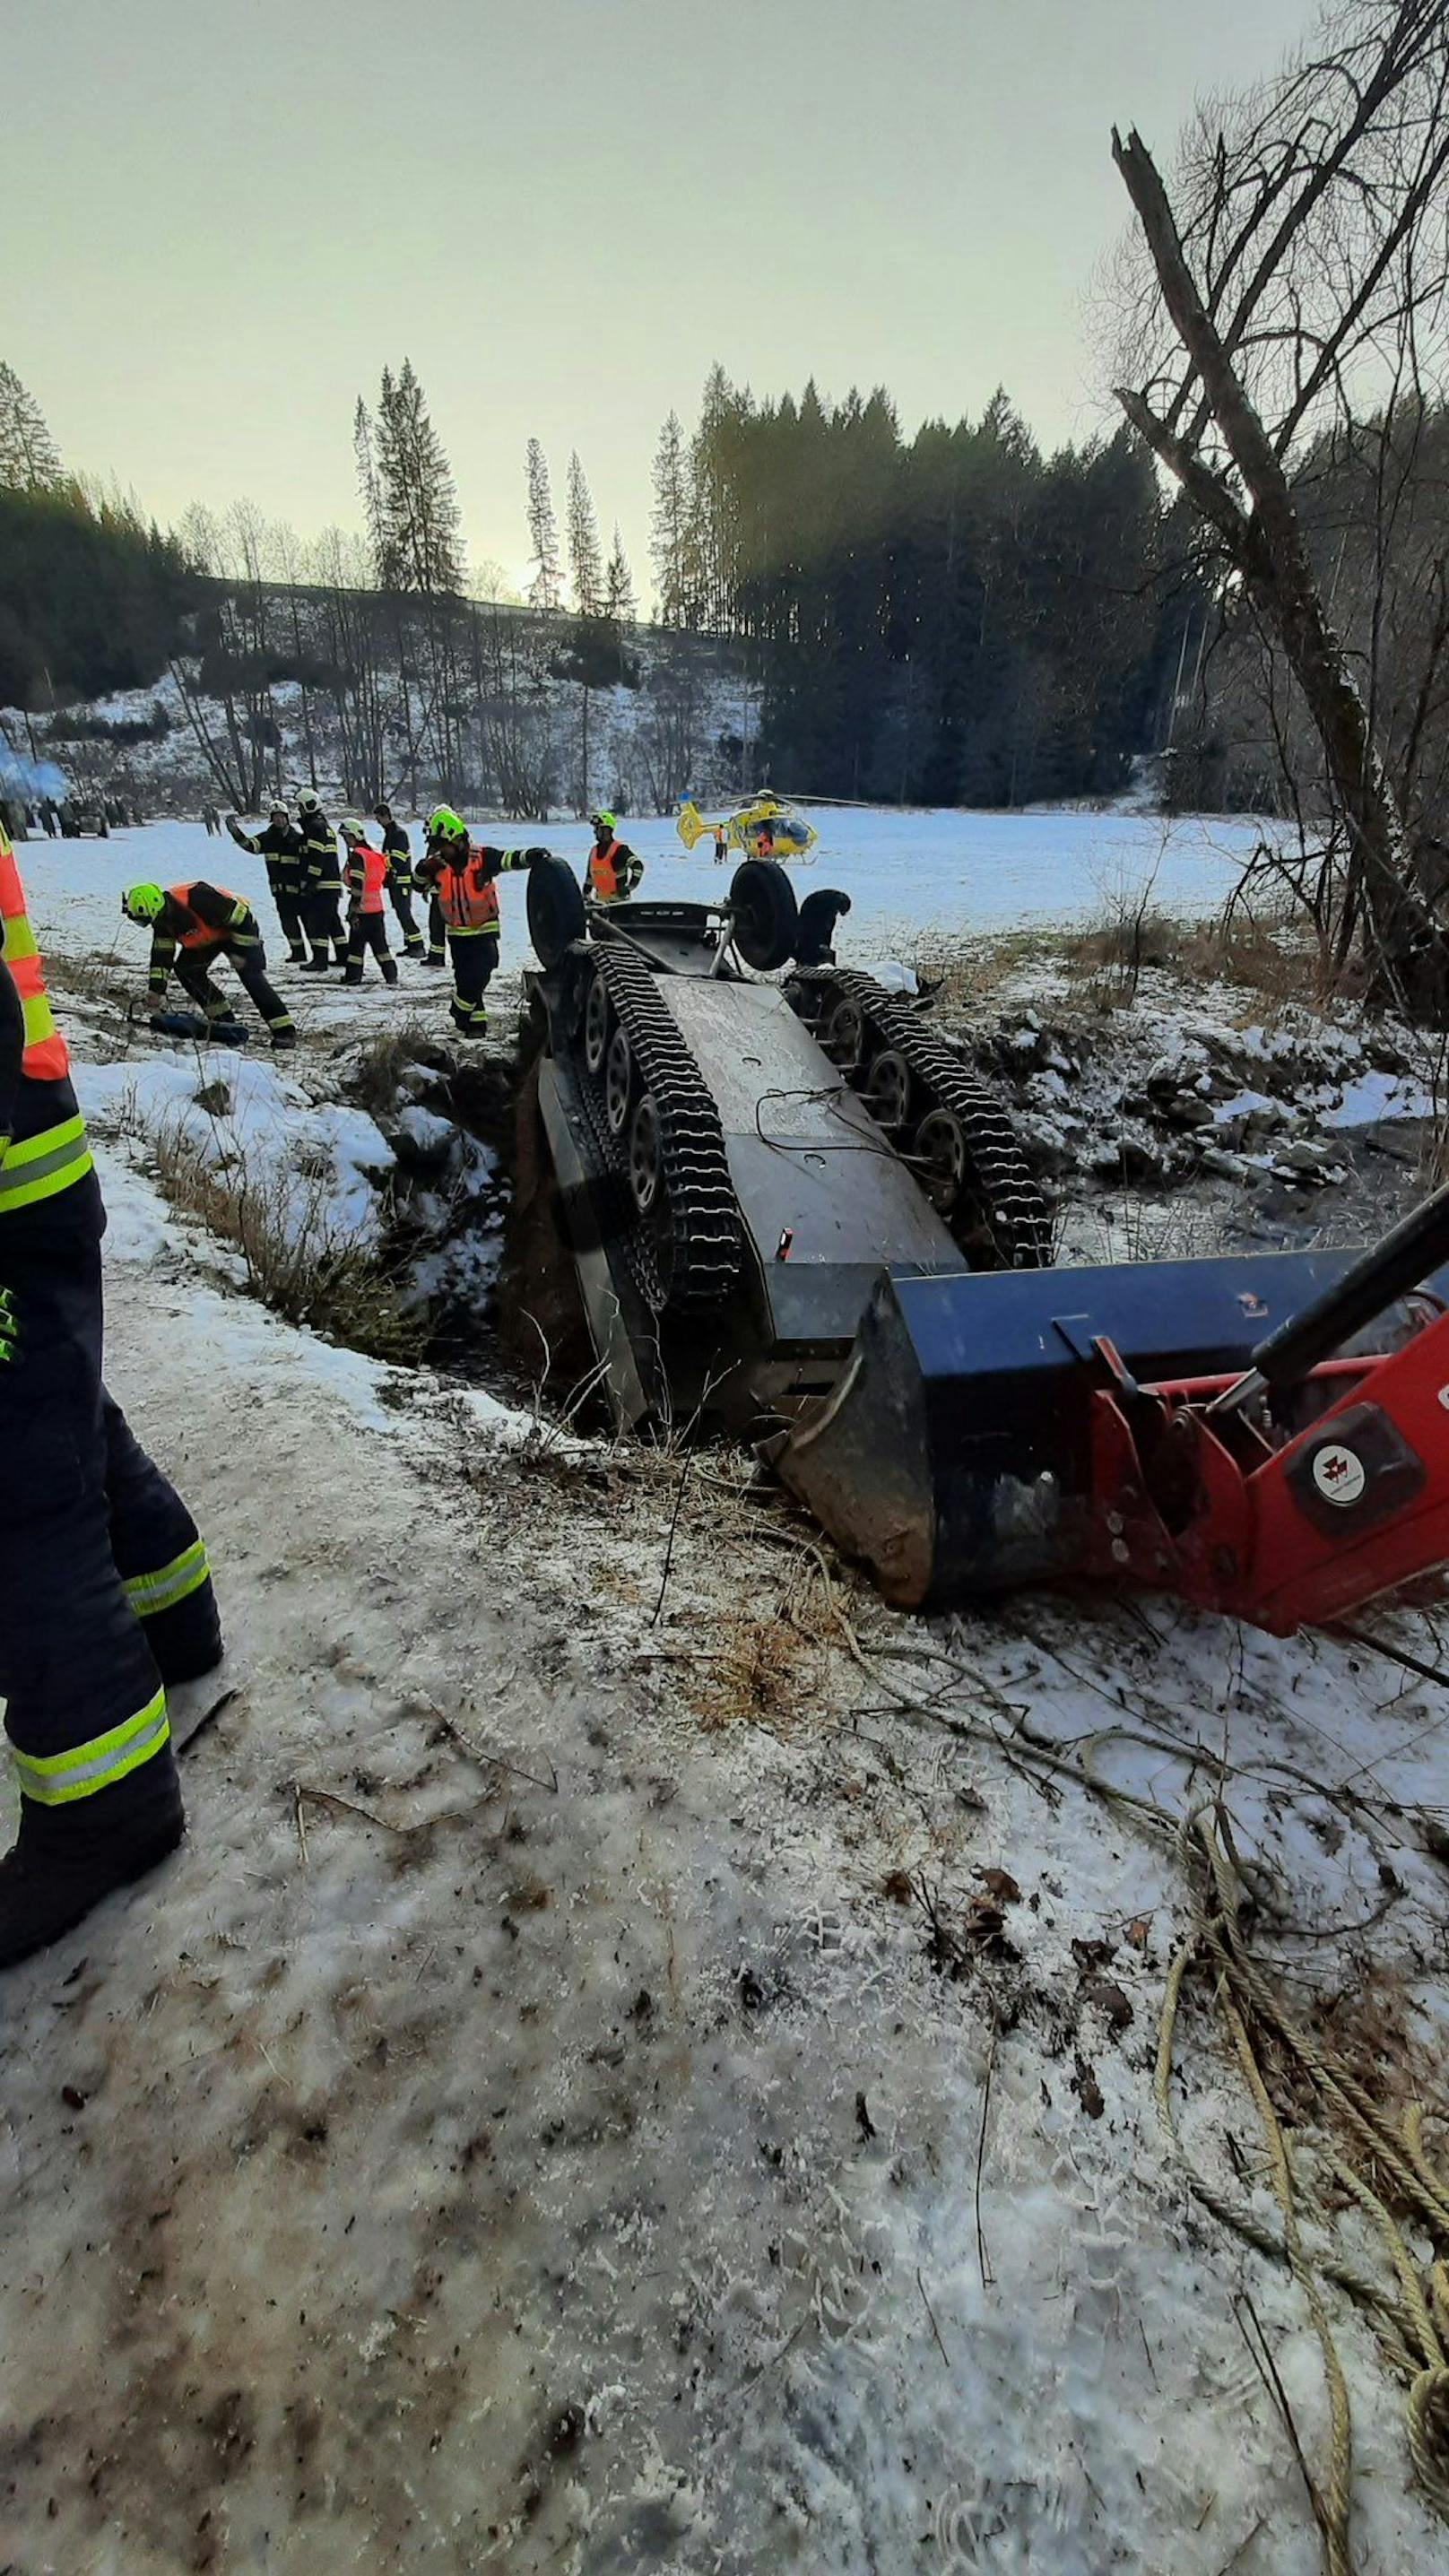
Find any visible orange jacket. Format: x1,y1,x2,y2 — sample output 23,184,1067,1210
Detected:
0,826,69,1082
345,845,388,915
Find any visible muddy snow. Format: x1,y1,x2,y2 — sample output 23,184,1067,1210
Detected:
4,816,1449,2576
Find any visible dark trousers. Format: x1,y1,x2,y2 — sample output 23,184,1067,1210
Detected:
448,928,497,1034
345,909,397,984
268,872,308,961
307,883,348,965
177,945,295,1042
388,879,424,955
427,891,447,961
0,1239,220,1834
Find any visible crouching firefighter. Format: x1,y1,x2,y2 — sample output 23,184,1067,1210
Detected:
0,818,222,1967
122,881,297,1050
227,802,308,963
417,807,538,1038
585,811,644,906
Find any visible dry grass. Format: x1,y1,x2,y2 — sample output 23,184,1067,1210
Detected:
907,929,1064,1014
343,1022,448,1119
1059,900,1321,1014
687,1608,827,1736
141,1105,415,1364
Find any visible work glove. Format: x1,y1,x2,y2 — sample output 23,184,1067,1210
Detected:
524,846,551,864
225,815,247,846
0,1284,19,1367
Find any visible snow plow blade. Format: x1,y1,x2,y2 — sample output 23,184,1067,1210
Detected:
775,1248,1403,1610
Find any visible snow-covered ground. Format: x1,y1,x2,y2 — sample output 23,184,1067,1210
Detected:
20,804,1278,991
4,811,1449,2575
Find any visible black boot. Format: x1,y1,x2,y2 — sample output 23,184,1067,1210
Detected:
0,1765,185,1970
301,955,330,974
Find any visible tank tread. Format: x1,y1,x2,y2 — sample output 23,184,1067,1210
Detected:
786,967,1054,1270
571,941,742,1313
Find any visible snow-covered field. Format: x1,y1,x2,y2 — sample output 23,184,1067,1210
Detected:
4,809,1448,2575
22,803,1278,991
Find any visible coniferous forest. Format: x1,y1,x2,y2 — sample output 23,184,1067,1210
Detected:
649,371,1176,807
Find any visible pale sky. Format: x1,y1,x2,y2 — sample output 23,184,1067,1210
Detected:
6,0,1322,600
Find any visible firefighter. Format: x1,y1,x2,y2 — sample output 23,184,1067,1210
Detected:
416,807,538,1038
226,800,308,964
0,819,222,1966
297,791,347,971
372,802,426,961
121,881,297,1049
794,889,852,967
584,811,644,906
340,821,399,986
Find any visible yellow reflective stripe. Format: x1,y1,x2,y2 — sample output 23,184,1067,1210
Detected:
1,1112,84,1167
13,1687,170,1807
2,916,39,966
22,989,56,1048
0,1115,93,1211
125,1540,209,1618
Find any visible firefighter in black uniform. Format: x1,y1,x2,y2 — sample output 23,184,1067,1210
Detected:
373,802,426,961
416,807,539,1036
297,791,347,970
226,800,308,964
0,819,222,1966
121,881,297,1048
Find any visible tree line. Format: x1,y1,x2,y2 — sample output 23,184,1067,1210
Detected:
646,369,1177,806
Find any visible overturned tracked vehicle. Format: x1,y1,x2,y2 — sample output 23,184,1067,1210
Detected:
513,856,1449,1637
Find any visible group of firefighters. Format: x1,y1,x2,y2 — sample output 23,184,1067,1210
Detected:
116,804,644,1048
0,801,649,1965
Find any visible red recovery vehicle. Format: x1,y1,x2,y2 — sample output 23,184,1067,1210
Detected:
780,1183,1449,1639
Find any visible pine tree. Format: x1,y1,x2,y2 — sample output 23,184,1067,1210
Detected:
566,452,603,617
525,438,562,610
650,412,691,625
370,359,464,595
352,395,386,585
0,361,61,490
603,526,635,628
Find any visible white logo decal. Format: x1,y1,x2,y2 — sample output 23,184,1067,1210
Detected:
1312,1444,1367,1507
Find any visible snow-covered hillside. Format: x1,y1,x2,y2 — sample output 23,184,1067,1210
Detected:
3,603,759,823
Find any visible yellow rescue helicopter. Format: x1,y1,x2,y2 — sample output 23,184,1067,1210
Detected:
677,793,818,864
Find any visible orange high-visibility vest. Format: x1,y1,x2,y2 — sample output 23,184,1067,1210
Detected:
0,821,70,1081
588,838,624,901
168,884,243,948
349,846,388,915
436,856,499,932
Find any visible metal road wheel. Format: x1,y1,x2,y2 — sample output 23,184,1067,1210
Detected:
605,1025,635,1134
825,997,868,1070
629,1089,677,1302
525,853,587,967
866,1048,913,1131
584,970,612,1075
915,1106,968,1213
629,1091,664,1213
729,858,799,972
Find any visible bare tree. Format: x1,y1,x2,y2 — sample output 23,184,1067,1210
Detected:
169,499,282,810
1108,0,1449,1003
